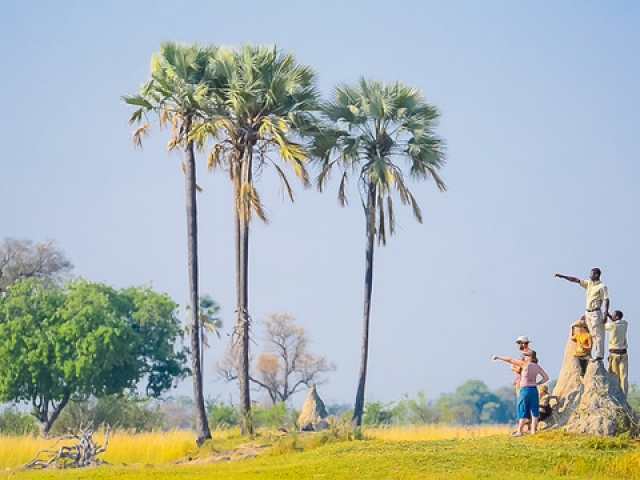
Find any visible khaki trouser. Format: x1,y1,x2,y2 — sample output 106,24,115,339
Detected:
585,310,604,358
608,353,629,397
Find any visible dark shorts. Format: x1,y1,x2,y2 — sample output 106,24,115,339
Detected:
539,405,552,421
517,387,540,420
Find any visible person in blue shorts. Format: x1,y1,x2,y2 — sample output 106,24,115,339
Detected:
492,351,550,436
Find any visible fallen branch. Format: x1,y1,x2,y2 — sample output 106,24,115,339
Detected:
25,424,109,469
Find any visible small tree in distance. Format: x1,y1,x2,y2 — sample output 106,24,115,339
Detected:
216,313,335,405
0,237,73,293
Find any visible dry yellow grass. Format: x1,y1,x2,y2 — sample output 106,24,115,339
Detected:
367,424,512,441
0,429,239,469
101,430,198,465
0,436,52,468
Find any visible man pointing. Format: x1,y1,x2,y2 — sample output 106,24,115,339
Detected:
555,268,609,361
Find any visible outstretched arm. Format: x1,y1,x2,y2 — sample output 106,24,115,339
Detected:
555,273,580,283
492,355,526,367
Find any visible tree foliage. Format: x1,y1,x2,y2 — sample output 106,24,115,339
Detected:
0,238,73,293
0,278,188,435
356,382,518,427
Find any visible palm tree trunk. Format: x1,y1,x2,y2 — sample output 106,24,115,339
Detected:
353,183,376,426
236,148,253,435
184,130,212,446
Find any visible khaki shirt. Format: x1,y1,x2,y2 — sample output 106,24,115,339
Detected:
604,319,628,350
579,280,609,310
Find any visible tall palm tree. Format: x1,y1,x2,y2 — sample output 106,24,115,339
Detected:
312,79,446,426
123,42,218,445
191,45,319,433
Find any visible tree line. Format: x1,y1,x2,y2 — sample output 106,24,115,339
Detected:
0,238,334,436
124,41,446,444
6,380,639,435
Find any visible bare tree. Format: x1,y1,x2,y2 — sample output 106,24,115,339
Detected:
0,238,73,292
216,313,335,405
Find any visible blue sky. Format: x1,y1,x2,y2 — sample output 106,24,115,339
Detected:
2,1,639,408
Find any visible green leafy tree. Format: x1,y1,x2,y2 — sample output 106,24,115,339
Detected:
0,278,187,436
435,396,454,424
124,42,219,445
313,79,446,425
450,380,519,425
191,45,319,433
493,386,517,424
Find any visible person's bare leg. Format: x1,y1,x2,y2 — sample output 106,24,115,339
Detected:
513,419,527,436
531,416,539,435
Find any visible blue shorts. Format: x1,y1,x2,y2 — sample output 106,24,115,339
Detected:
517,387,540,420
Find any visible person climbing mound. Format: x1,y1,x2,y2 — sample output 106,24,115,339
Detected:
570,319,593,378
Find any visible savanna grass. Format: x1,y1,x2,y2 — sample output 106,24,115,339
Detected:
0,428,244,470
3,428,640,479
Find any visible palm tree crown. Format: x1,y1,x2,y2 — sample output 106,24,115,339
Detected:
191,44,320,220
315,78,446,244
124,42,218,150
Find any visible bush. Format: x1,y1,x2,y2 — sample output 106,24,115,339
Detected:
253,403,293,429
363,400,396,426
0,408,37,436
207,399,240,429
51,395,165,434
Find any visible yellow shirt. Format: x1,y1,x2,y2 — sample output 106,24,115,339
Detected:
579,280,609,310
571,332,592,357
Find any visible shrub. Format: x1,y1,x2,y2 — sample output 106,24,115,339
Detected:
0,407,37,436
253,403,292,429
51,395,165,434
207,399,240,429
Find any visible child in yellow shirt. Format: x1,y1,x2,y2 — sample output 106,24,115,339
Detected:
570,320,592,377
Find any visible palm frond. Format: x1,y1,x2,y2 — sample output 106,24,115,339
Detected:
132,123,151,149
407,190,423,223
272,163,295,203
249,185,268,223
387,196,395,237
377,193,387,246
338,172,349,207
